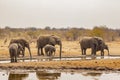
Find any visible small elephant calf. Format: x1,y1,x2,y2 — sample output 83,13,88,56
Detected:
96,44,109,56
9,43,23,63
44,45,56,56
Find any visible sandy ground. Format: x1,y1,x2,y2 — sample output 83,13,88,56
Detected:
0,40,120,71
0,59,120,71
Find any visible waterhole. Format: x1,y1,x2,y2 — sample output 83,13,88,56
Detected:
0,55,120,63
0,70,120,80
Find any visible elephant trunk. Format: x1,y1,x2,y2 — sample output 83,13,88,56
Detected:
105,45,109,56
107,48,110,56
60,43,62,59
28,47,32,60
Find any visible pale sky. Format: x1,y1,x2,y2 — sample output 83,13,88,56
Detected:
0,0,120,29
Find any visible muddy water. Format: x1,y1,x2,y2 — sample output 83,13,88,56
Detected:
0,56,120,63
0,70,120,80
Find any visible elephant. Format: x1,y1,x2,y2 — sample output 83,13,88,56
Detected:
36,71,61,80
80,37,103,56
9,43,23,62
37,35,62,59
96,43,109,56
44,44,56,56
9,39,32,59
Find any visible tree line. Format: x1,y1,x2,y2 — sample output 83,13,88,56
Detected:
0,25,120,42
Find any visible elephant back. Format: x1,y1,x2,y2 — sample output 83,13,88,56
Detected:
93,37,103,45
10,39,29,48
9,43,19,53
37,36,50,47
80,37,96,48
9,43,18,49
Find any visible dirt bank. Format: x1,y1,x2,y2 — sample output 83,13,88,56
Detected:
0,59,120,71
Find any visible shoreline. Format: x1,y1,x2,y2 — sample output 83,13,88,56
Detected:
0,59,120,71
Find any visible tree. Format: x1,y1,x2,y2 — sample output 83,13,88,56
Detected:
64,28,80,41
44,26,51,30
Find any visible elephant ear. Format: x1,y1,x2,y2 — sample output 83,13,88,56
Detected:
93,37,103,45
18,43,23,51
51,36,61,45
49,37,56,46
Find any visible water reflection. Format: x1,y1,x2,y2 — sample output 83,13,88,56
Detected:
81,56,104,60
36,71,61,80
0,70,120,80
8,72,28,80
82,72,102,76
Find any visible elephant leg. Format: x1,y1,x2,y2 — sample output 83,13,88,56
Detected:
45,51,47,56
11,58,13,63
17,50,20,57
81,49,83,55
46,52,48,56
51,51,53,56
91,48,94,55
14,56,17,62
53,51,55,56
48,51,50,56
81,48,84,55
37,47,40,56
92,50,96,56
49,51,51,56
101,50,104,56
47,52,48,56
22,49,25,57
82,48,86,55
10,53,14,63
83,49,86,55
45,50,48,56
11,57,14,63
41,48,44,55
92,45,96,56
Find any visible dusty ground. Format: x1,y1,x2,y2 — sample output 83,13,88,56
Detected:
0,59,120,71
0,40,120,71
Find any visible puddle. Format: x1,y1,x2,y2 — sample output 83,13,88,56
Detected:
0,70,120,80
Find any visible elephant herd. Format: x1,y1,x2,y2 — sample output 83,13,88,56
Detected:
8,35,62,62
8,35,109,63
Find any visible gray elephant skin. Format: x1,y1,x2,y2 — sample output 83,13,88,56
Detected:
9,43,23,62
9,39,32,59
80,37,103,55
37,35,62,59
44,44,56,56
96,43,109,56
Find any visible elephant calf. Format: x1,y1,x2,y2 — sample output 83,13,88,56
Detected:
9,43,23,63
44,45,56,56
96,44,109,56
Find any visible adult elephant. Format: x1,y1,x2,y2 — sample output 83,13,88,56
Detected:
37,35,62,59
96,42,109,56
9,39,32,59
80,37,103,56
9,43,23,62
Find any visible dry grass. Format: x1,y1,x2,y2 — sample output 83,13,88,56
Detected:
1,40,120,58
1,39,120,70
